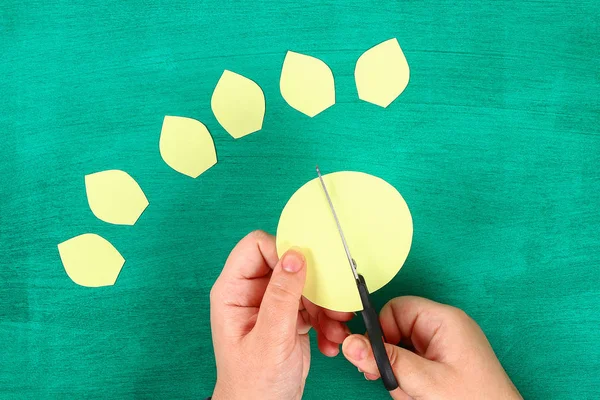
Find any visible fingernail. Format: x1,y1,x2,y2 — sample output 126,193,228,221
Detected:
282,250,304,273
346,337,368,361
344,325,352,335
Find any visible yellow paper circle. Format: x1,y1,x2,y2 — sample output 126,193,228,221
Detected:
276,171,413,312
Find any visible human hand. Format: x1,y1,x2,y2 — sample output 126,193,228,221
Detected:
342,296,522,400
210,231,352,400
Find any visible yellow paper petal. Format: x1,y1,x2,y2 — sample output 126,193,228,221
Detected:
159,116,217,177
355,38,410,107
280,51,335,117
58,233,125,287
276,171,413,312
211,70,265,139
85,170,149,225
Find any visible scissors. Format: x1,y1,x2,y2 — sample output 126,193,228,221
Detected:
316,166,399,391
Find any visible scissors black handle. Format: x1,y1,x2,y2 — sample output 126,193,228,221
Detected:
356,274,399,391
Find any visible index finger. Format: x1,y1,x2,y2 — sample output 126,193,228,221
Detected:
220,230,279,280
212,230,279,310
302,297,354,356
379,296,476,362
302,297,354,322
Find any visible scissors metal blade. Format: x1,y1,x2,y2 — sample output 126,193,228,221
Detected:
316,166,359,281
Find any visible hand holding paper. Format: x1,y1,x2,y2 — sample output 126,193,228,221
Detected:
210,231,352,400
209,232,523,399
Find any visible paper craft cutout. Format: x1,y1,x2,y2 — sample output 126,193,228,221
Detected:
211,70,265,139
160,116,217,177
280,51,335,117
276,171,412,312
355,38,410,108
58,233,125,287
85,170,149,225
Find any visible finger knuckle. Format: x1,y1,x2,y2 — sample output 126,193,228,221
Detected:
386,295,414,314
268,279,299,303
387,345,401,367
248,229,268,242
448,306,472,323
209,282,222,303
453,307,469,320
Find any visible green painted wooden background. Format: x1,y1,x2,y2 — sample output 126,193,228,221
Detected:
1,0,599,398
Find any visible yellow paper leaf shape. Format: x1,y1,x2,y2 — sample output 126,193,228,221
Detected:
159,116,217,177
58,233,125,287
211,70,265,139
85,170,149,225
355,38,410,108
280,51,335,117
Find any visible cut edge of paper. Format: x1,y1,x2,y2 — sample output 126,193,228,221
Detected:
85,169,149,226
355,38,410,108
58,233,125,287
159,115,217,178
280,51,336,117
210,70,266,139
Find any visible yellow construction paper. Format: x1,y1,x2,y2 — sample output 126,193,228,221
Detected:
355,38,410,108
211,70,265,139
276,171,413,312
159,116,217,178
280,51,335,117
85,170,149,225
58,233,125,287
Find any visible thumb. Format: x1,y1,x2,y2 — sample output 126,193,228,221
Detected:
342,334,435,399
255,249,307,340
